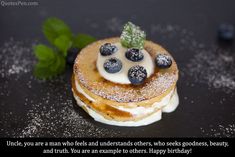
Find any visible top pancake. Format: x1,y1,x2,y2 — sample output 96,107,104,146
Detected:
73,37,178,103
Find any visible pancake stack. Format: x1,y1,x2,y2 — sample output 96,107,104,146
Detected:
72,36,179,127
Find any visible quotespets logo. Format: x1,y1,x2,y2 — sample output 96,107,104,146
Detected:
0,0,39,7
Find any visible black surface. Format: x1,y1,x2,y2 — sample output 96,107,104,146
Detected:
0,0,235,137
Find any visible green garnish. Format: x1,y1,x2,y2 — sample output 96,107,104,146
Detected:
120,22,146,49
43,17,73,45
33,17,96,79
33,44,65,79
54,35,72,57
73,33,96,49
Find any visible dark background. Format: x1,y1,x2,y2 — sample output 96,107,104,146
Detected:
0,0,235,137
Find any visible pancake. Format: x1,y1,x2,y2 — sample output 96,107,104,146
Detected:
72,37,179,126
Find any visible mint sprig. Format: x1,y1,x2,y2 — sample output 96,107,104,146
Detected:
54,35,72,57
34,17,96,79
120,22,146,49
73,33,96,49
33,44,65,79
43,17,72,45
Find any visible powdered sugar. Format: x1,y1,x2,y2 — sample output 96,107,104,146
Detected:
0,20,234,137
0,38,36,79
77,70,177,103
185,47,235,94
76,37,178,103
120,22,146,49
0,39,123,137
18,97,121,138
128,65,147,85
200,124,235,137
106,17,123,32
110,72,176,102
149,23,235,137
149,23,235,94
155,54,172,68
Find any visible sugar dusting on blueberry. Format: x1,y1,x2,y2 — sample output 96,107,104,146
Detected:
218,24,234,41
125,48,144,62
128,65,147,85
100,43,118,56
103,57,122,73
155,54,172,69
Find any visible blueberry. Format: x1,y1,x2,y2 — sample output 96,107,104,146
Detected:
155,54,172,69
103,58,122,73
218,24,234,41
100,43,118,56
66,47,80,65
128,65,147,85
125,48,144,62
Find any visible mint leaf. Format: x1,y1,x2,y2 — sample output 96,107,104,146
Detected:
43,17,72,45
33,44,66,79
35,60,54,67
120,22,146,49
54,35,72,57
33,63,54,79
34,44,55,61
73,33,96,49
49,54,65,73
34,17,96,80
33,53,65,79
